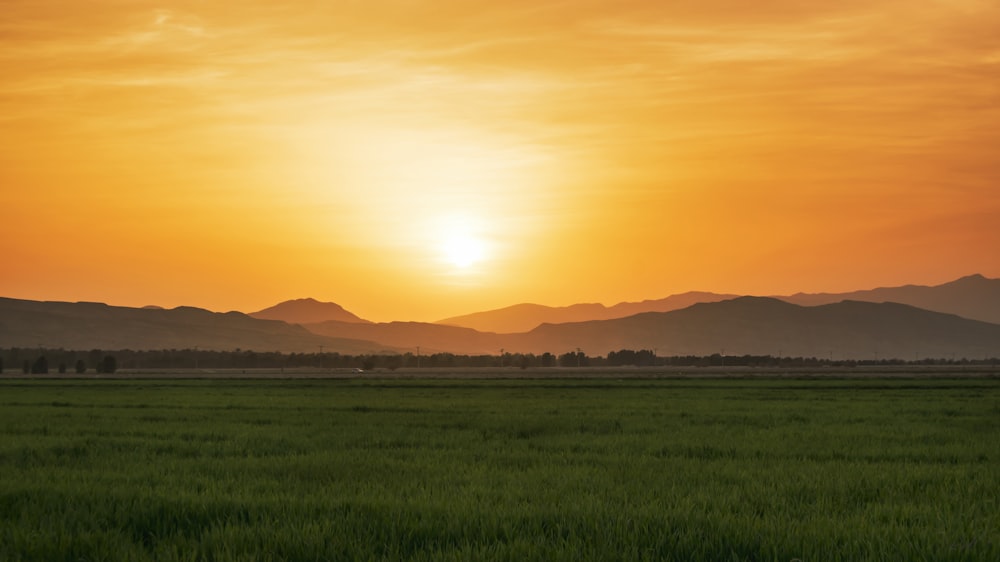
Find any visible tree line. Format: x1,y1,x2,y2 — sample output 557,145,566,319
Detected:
0,350,120,375
1,347,997,373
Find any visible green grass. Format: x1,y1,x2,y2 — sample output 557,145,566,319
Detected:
1,377,997,561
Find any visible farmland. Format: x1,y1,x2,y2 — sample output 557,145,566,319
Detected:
1,376,997,561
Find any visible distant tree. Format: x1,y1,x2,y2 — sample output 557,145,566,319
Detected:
75,359,87,374
0,356,4,373
559,351,587,367
100,355,118,374
607,349,656,367
540,352,555,367
22,360,30,374
89,349,103,370
58,362,67,374
31,356,49,374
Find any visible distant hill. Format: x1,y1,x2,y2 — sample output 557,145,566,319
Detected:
0,298,389,353
777,274,1000,325
305,297,1000,359
436,303,607,334
501,297,1000,359
437,291,739,333
303,320,499,355
438,274,1000,330
250,298,370,325
5,274,1000,360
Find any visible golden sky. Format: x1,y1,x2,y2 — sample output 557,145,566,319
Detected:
3,0,999,322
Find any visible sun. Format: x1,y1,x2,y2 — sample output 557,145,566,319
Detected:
443,234,486,269
435,215,491,272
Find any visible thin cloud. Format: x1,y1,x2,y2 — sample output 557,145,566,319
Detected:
2,0,998,316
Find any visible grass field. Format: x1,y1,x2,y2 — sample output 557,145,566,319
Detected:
1,377,997,561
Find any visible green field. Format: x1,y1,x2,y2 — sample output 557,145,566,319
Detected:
1,377,997,561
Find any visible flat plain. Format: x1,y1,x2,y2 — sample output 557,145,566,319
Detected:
1,376,997,561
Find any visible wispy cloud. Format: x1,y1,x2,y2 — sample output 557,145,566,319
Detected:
2,1,998,315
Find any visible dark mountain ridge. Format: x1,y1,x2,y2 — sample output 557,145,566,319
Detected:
436,291,740,333
437,274,1000,331
502,297,1000,358
302,320,499,355
300,296,1000,359
250,298,370,325
4,273,999,360
777,274,1000,324
0,297,389,354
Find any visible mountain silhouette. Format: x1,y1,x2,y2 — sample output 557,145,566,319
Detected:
4,274,999,360
0,298,389,353
437,291,739,333
777,274,1000,324
501,297,1000,358
439,274,1000,330
302,320,498,355
250,298,370,325
302,297,1000,359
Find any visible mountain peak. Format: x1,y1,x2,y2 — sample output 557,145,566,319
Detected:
250,299,369,325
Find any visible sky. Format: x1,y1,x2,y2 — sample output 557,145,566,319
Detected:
2,0,999,322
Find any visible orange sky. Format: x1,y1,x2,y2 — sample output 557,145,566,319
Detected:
3,0,999,322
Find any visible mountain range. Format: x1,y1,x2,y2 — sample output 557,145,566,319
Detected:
283,297,1000,359
435,292,740,333
433,274,1000,332
500,298,1000,359
2,274,999,360
777,274,1000,324
0,297,393,354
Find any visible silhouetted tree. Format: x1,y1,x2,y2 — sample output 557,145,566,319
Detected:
607,349,656,366
0,356,4,372
540,352,555,367
75,359,87,374
31,356,49,374
89,349,103,371
99,355,118,374
58,362,67,374
22,360,30,374
558,351,588,367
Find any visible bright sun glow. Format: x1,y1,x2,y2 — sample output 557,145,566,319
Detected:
443,234,486,268
436,216,490,272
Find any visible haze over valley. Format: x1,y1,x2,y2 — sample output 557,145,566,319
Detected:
4,274,998,361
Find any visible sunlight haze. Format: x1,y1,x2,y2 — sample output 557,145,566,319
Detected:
2,0,998,321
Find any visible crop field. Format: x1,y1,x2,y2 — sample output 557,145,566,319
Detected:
1,376,997,561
